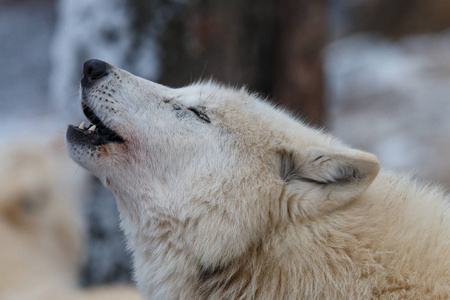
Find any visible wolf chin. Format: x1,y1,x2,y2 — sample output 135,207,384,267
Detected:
66,59,450,299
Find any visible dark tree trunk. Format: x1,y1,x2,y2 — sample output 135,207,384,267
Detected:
273,0,327,126
159,0,277,94
344,0,450,38
157,0,327,126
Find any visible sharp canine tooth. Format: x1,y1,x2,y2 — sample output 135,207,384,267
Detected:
88,125,96,132
79,122,86,130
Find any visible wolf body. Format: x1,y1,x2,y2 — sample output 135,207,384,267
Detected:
66,60,450,299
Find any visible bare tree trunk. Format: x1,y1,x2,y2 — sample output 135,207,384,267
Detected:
273,0,327,126
157,0,327,125
159,0,276,95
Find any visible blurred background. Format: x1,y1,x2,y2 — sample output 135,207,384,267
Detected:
1,0,450,296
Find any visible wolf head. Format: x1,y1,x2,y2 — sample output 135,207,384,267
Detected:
66,60,380,269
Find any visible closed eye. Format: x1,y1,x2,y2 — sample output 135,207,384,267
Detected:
187,107,211,123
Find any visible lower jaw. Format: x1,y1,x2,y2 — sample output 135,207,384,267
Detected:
66,125,121,146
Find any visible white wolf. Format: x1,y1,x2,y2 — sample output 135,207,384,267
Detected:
0,141,142,300
66,59,450,299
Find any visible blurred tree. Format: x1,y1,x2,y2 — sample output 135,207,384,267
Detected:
148,0,327,125
342,0,450,38
273,0,326,126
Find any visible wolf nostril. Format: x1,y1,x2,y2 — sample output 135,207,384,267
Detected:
82,59,109,86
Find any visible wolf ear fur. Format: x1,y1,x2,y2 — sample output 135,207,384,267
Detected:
277,146,380,217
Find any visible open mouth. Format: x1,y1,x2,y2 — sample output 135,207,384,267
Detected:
67,103,124,145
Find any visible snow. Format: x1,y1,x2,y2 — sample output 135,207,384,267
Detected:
325,32,450,184
0,0,59,146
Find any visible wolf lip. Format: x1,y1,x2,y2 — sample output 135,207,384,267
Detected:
66,103,124,145
82,104,105,130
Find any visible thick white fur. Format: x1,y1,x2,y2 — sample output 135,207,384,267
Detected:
67,64,450,299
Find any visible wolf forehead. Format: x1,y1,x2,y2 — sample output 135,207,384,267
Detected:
146,83,313,166
174,83,325,137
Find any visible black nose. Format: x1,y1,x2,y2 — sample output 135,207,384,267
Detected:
81,59,108,87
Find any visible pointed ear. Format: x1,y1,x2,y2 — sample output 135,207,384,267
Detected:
276,146,380,217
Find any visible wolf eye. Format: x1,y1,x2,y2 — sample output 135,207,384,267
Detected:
187,107,211,123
